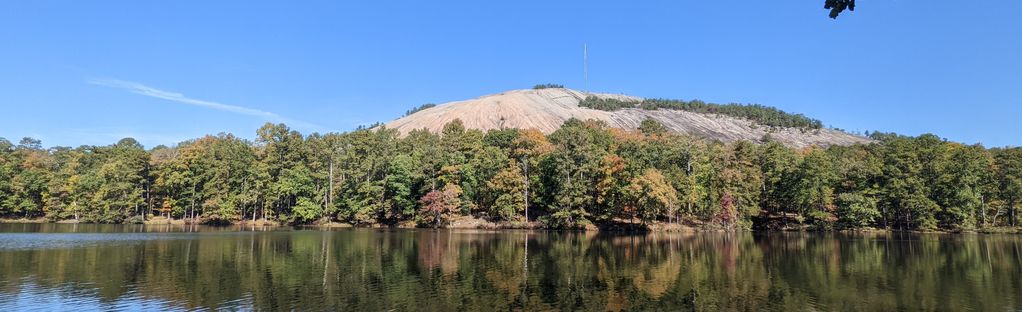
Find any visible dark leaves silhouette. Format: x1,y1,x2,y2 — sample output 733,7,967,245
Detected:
824,0,855,19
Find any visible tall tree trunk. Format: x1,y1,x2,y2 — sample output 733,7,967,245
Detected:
1011,196,1017,227
522,157,529,222
190,184,197,223
980,194,987,227
145,182,151,221
328,159,334,221
123,190,129,219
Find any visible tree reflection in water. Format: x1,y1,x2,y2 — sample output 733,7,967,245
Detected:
0,226,1019,311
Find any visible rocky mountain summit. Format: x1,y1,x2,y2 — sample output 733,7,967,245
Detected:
385,88,869,148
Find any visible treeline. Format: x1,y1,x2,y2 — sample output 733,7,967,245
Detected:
532,83,564,89
1,119,1020,230
404,103,436,116
579,96,824,130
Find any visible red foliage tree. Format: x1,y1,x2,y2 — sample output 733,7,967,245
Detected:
417,185,461,228
714,193,738,229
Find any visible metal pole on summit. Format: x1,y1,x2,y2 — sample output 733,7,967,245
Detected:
583,43,588,92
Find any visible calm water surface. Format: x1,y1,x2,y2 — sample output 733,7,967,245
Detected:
0,223,1019,311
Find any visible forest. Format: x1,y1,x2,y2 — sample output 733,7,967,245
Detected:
0,118,1019,231
579,96,824,130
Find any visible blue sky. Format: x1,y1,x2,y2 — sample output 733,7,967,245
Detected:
1,1,1020,148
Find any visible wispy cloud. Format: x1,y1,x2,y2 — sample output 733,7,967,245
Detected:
87,78,321,129
66,127,193,148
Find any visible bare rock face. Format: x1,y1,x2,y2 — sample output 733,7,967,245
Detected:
384,88,870,148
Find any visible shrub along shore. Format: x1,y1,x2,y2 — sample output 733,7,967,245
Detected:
1,118,1020,232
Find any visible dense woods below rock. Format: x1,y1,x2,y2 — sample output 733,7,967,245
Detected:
1,118,1019,231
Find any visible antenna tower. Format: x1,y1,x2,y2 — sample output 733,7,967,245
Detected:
583,43,589,92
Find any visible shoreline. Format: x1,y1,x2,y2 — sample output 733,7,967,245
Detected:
2,217,1018,234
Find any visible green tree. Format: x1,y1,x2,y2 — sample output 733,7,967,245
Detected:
487,160,527,221
404,103,436,116
877,135,937,229
827,144,883,228
623,168,678,225
335,127,398,224
0,139,20,216
89,138,148,223
835,192,879,228
150,145,184,219
257,123,300,219
666,136,709,218
200,134,258,223
344,180,385,225
790,148,839,227
44,147,86,220
931,144,991,229
438,119,486,213
994,148,1022,226
758,141,799,220
705,141,762,227
540,119,611,227
256,123,322,223
592,154,627,222
8,138,52,219
638,118,668,136
509,129,552,221
383,154,417,221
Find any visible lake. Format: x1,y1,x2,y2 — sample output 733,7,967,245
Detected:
0,224,1019,311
